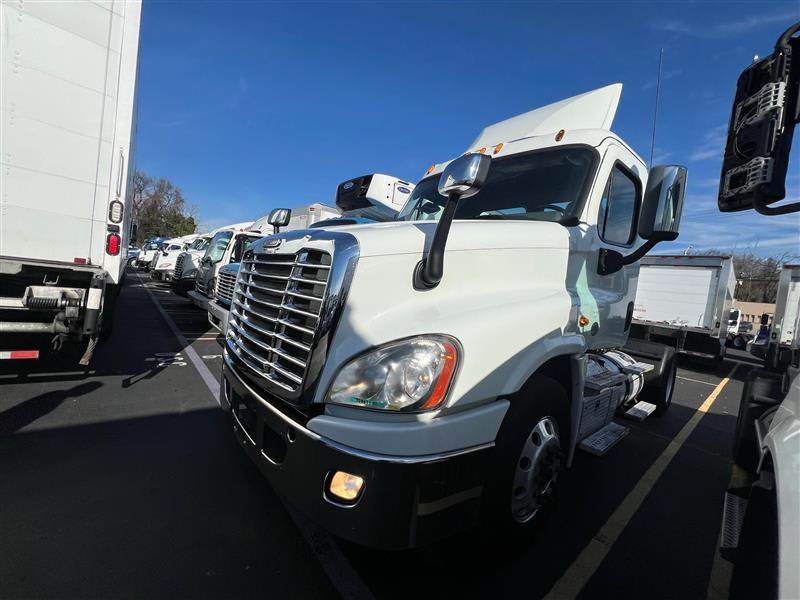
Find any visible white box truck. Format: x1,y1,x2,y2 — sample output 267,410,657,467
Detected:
0,0,141,362
629,255,736,362
219,84,689,549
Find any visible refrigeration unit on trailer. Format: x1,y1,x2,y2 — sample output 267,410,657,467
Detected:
717,22,800,600
0,0,142,362
219,84,689,549
629,255,736,362
335,174,416,221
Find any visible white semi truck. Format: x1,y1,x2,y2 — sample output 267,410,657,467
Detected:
219,84,688,549
718,22,799,600
150,235,198,282
171,229,232,297
198,205,338,328
629,255,736,363
208,176,417,334
0,0,141,362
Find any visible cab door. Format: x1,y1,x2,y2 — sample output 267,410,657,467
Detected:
574,142,646,349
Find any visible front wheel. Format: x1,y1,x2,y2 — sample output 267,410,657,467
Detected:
481,374,568,540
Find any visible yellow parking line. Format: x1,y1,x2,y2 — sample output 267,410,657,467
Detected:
545,363,738,599
677,375,718,386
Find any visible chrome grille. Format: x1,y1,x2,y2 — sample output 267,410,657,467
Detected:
195,277,207,296
227,249,331,393
174,254,186,280
216,269,237,304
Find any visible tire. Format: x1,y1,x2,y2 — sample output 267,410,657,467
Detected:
99,285,119,341
481,374,569,541
733,335,746,350
638,348,677,416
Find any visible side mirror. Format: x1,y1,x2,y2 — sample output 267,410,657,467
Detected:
414,153,492,289
438,153,492,199
268,208,291,233
598,165,688,276
639,165,687,241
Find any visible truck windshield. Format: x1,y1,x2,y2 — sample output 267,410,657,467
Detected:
191,237,209,251
398,147,595,222
204,231,233,263
230,234,261,263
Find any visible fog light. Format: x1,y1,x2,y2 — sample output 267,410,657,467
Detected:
328,471,364,503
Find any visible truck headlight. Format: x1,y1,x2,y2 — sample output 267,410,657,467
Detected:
327,335,459,412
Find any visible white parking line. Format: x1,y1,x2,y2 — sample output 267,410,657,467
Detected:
136,273,220,402
545,364,738,599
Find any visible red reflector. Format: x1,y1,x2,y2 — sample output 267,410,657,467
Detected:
106,233,121,256
0,350,40,360
74,257,88,265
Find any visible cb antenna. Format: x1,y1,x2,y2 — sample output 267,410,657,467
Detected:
648,48,664,169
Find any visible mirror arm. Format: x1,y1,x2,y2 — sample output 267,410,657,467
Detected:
598,239,659,276
753,189,800,216
414,192,460,289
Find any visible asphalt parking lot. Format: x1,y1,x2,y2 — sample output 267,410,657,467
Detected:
1,270,758,599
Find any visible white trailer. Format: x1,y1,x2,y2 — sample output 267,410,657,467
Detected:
630,255,736,362
0,0,142,362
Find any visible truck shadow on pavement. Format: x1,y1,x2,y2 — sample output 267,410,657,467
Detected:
0,381,103,437
0,407,339,600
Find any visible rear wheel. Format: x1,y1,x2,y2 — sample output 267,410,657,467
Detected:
482,374,568,540
733,335,747,349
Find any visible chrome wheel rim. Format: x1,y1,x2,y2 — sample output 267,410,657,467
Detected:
511,416,562,524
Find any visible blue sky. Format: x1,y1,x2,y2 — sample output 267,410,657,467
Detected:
135,1,799,257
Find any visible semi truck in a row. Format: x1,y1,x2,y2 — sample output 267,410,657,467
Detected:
219,83,689,548
203,178,417,334
0,0,142,362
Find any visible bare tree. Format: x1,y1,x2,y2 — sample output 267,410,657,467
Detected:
691,249,796,302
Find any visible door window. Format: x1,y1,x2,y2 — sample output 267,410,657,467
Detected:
598,165,640,245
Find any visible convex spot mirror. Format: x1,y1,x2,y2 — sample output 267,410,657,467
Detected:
639,165,687,241
438,153,492,200
268,208,291,229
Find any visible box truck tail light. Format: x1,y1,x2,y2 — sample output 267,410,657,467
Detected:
74,257,88,265
0,350,40,360
106,233,121,256
108,200,123,223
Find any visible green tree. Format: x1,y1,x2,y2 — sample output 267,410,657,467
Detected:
131,170,197,242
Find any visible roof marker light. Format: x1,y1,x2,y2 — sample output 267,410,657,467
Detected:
555,129,565,142
493,143,504,154
426,164,436,175
477,147,486,154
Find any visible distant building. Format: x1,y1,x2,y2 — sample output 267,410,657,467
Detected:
734,301,775,325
